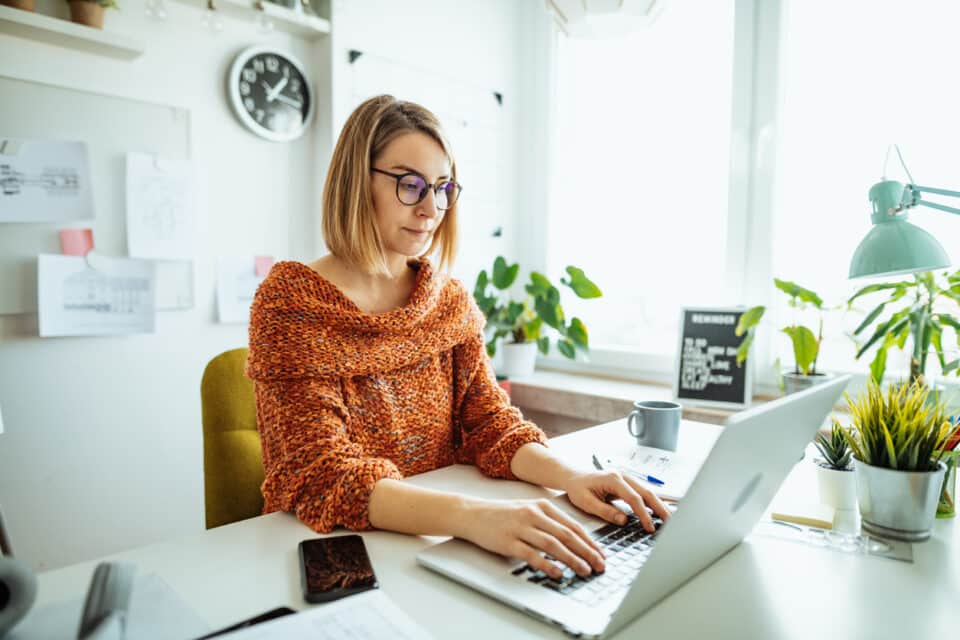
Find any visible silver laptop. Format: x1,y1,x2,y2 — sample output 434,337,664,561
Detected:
417,374,851,639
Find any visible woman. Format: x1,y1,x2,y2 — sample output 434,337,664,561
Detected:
246,95,669,581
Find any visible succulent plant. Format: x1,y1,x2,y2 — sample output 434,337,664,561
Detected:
815,420,853,470
841,379,956,472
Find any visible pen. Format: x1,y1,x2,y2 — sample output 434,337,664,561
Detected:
592,454,666,486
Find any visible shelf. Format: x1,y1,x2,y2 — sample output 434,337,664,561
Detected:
171,0,330,39
0,4,144,59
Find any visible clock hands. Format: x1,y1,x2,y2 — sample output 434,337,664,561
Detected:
275,93,303,110
261,76,289,103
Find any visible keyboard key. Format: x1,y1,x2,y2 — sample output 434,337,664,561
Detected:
511,564,529,575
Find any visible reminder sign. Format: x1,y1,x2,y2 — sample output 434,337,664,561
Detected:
673,308,752,409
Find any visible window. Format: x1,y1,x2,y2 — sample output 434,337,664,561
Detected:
545,0,737,375
770,0,960,381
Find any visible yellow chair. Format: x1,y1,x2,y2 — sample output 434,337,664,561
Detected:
200,348,264,529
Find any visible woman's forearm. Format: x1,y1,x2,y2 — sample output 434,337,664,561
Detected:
509,442,583,492
368,478,475,536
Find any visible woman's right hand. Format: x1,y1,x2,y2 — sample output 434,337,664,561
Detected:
454,498,606,580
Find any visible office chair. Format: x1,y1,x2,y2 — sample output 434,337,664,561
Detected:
200,348,264,529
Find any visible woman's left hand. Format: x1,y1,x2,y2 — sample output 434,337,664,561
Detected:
562,470,672,533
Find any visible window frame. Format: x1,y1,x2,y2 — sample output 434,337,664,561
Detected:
532,0,786,391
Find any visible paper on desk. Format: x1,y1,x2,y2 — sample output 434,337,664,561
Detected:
37,253,156,337
9,572,210,640
604,445,709,501
217,591,432,639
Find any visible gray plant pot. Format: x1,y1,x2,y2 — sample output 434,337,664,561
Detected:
783,371,834,395
854,459,947,542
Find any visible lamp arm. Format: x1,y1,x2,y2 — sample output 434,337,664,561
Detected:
903,184,960,216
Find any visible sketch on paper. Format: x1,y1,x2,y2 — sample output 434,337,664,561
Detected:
217,256,269,324
126,152,196,260
38,254,156,337
0,139,94,223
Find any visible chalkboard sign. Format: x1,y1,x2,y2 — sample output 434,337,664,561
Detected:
673,307,752,409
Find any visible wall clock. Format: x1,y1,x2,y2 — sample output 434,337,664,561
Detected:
228,45,314,142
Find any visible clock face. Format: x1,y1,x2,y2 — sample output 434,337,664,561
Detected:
229,46,313,142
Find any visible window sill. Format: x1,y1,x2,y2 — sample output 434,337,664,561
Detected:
508,367,779,436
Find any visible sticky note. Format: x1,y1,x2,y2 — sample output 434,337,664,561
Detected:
59,228,94,257
255,255,275,277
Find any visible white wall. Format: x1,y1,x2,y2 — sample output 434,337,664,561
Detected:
0,0,535,570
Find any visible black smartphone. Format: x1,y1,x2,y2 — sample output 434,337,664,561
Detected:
298,535,379,604
193,607,296,639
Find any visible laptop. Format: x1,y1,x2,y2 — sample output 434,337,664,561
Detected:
417,374,851,639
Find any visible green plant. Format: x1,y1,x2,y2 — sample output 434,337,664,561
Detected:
735,279,826,375
848,269,960,385
841,379,956,472
65,0,119,8
815,420,853,470
473,256,602,360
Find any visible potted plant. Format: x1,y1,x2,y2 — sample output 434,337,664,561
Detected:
473,256,602,379
841,379,958,541
849,268,960,387
64,0,118,29
735,279,832,393
814,420,856,510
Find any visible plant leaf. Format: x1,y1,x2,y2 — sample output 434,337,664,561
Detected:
535,297,564,331
869,347,887,385
856,316,909,359
567,317,589,349
557,338,576,359
853,302,886,335
562,266,603,299
774,278,823,308
537,336,550,355
736,332,754,367
526,272,552,297
847,281,913,305
491,256,519,290
735,306,765,337
782,326,819,374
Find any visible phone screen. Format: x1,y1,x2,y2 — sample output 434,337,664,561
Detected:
299,535,378,603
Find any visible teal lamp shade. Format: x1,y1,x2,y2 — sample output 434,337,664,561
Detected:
849,180,952,278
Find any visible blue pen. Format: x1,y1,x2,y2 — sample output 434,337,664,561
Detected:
633,471,665,486
593,454,665,486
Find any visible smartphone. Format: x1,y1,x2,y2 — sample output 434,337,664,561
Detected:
298,535,379,604
194,607,296,639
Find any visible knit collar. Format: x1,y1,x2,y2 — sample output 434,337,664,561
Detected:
246,257,483,379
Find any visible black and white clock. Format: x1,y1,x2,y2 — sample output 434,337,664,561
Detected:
228,45,314,142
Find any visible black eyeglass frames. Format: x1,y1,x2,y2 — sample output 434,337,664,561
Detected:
371,168,462,211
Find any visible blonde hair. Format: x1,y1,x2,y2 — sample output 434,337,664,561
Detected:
322,95,458,274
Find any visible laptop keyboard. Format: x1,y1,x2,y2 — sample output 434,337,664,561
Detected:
509,514,663,606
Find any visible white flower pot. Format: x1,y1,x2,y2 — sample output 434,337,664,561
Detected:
498,342,537,379
816,463,857,511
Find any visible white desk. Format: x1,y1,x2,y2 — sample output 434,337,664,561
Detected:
25,420,959,639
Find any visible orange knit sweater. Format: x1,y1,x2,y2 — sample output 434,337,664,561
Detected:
246,258,548,532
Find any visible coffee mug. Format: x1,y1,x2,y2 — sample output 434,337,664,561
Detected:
627,400,682,451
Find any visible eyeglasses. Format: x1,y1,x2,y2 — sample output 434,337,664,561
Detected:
371,168,462,211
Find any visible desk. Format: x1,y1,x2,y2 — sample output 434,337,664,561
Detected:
27,419,958,639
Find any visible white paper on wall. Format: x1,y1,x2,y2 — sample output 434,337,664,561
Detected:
125,152,196,260
0,138,95,223
37,253,156,337
217,257,267,324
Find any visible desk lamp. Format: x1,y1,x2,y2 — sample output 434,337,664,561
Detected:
849,146,958,278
